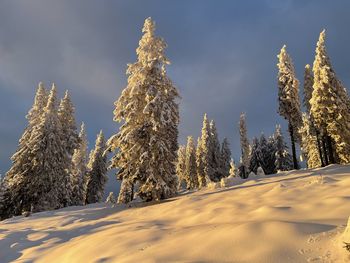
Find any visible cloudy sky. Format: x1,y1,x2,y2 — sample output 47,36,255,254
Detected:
0,0,349,192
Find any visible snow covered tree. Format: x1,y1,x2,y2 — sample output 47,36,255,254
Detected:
85,131,108,204
197,114,213,185
117,179,134,204
71,123,88,206
299,114,322,168
184,136,198,190
108,17,180,202
58,90,79,206
196,137,207,188
248,137,260,174
303,64,314,113
176,145,186,189
277,45,302,169
239,113,250,177
229,159,237,177
258,134,276,175
105,192,116,205
0,83,48,218
220,138,231,178
310,29,350,164
274,125,293,171
209,120,222,181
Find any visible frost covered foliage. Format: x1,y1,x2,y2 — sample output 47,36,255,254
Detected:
310,30,350,164
299,114,322,168
196,114,212,187
303,64,314,113
229,159,237,177
85,131,108,204
274,125,293,171
220,138,231,178
277,45,302,169
209,120,223,181
239,113,250,177
108,18,179,202
117,179,134,204
176,145,186,189
105,192,116,205
249,137,260,174
71,123,89,206
184,136,198,190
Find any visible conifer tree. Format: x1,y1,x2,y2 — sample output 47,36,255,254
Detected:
71,123,88,206
239,113,250,177
106,192,116,204
58,90,79,205
274,125,293,171
303,64,314,113
310,30,350,164
109,17,179,202
277,45,302,169
220,138,231,178
184,136,198,189
117,179,134,204
229,159,237,177
176,145,186,189
209,120,222,181
198,114,213,184
299,114,322,168
86,131,108,204
196,137,207,188
249,137,260,174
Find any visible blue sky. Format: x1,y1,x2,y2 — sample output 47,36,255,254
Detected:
0,0,349,193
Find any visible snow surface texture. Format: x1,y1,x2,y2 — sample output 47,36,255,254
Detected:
1,165,350,262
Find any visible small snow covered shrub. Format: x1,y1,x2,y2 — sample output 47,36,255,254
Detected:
207,181,221,190
105,192,116,204
249,171,256,178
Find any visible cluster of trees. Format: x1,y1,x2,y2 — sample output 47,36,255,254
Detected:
176,114,232,190
277,30,350,169
0,83,108,220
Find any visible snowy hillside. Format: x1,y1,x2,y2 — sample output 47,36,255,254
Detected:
1,165,350,263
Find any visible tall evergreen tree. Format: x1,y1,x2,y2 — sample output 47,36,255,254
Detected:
198,114,212,184
184,136,198,190
274,125,293,171
220,138,231,178
249,137,260,174
117,179,134,204
86,131,108,204
196,137,207,188
209,120,222,181
176,145,186,189
108,17,179,202
310,30,350,164
71,123,88,206
229,159,237,177
277,45,302,169
239,113,250,177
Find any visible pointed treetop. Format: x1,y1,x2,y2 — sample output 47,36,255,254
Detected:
45,83,58,113
142,17,155,35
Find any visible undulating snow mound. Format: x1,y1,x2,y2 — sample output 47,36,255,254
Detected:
0,165,349,263
343,216,350,243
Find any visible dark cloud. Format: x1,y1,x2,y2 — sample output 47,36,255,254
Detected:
0,0,350,194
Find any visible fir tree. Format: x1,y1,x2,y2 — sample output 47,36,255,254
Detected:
117,179,134,204
106,192,116,204
310,30,350,164
258,134,276,175
196,137,207,188
239,113,250,177
109,17,179,202
71,123,88,206
184,136,198,190
277,45,302,169
229,159,237,177
220,138,231,178
274,125,293,171
248,137,260,174
198,114,213,184
209,120,222,181
176,145,186,189
86,131,108,204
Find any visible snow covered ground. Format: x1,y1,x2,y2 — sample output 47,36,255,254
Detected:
1,165,350,262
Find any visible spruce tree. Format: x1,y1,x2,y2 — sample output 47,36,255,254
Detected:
117,179,134,204
196,137,207,188
229,159,237,177
274,125,293,171
85,131,108,204
184,136,198,190
209,120,222,181
249,137,260,174
277,45,302,169
310,30,350,164
176,145,186,189
220,138,231,178
239,113,250,177
198,114,213,184
71,123,88,206
109,17,179,202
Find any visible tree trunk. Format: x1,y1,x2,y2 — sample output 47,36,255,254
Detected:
315,129,325,167
326,135,335,164
288,122,299,170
